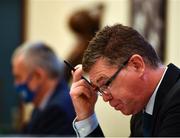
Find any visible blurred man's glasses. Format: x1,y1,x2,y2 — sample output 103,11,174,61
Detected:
94,58,129,96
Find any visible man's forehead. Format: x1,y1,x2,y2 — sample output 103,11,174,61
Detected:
13,56,30,74
88,59,117,84
13,54,25,65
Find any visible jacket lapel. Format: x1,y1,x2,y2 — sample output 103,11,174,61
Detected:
151,63,180,135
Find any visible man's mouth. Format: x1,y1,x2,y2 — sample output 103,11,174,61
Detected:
114,103,123,110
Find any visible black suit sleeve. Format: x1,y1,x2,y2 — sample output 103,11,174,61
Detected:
158,107,180,136
28,106,76,136
157,92,180,136
87,125,104,137
130,112,143,137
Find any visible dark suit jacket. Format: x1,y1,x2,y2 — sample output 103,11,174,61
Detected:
89,64,180,137
22,79,76,136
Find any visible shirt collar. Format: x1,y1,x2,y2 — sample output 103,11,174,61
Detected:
38,90,53,110
145,67,168,115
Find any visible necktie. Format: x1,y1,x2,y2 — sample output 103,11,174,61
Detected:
143,112,152,136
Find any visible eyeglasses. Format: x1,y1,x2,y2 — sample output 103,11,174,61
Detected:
94,59,129,96
64,58,129,96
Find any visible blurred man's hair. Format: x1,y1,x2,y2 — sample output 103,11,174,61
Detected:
12,42,64,79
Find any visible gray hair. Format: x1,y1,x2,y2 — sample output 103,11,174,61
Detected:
12,42,64,79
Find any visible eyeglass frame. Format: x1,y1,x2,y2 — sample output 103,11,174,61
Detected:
64,58,130,96
94,58,130,96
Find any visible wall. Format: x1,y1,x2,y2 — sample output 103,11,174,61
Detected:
165,0,180,66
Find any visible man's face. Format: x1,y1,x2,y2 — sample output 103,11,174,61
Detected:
88,58,147,115
12,55,31,85
12,55,39,93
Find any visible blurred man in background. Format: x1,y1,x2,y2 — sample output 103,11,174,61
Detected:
11,42,75,136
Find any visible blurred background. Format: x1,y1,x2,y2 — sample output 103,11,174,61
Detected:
0,0,180,136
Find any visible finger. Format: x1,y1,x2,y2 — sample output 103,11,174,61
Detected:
74,64,82,70
72,65,83,83
71,79,90,90
70,79,92,98
72,86,91,99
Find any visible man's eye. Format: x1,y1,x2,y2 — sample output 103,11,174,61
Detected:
99,80,108,87
96,76,109,86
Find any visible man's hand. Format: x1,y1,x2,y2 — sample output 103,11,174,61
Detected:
70,65,98,121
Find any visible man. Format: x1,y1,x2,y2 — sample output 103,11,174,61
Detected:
11,42,76,136
69,24,180,136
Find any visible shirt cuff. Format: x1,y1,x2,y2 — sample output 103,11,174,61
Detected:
72,113,98,137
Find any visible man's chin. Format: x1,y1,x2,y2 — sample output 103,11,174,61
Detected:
120,110,133,116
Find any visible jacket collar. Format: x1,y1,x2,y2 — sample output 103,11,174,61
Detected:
151,63,180,134
153,63,180,116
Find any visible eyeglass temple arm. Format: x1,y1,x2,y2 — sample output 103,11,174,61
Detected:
64,60,94,87
104,59,129,86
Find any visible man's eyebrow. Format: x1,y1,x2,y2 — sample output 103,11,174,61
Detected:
96,75,109,85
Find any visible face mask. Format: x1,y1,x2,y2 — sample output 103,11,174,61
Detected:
15,83,35,103
15,74,35,103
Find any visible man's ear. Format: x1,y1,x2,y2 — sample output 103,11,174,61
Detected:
32,67,46,82
128,54,145,76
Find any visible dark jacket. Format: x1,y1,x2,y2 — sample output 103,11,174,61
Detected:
23,79,76,136
131,63,180,136
89,64,180,137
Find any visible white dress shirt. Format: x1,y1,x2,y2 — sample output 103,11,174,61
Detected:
145,67,167,115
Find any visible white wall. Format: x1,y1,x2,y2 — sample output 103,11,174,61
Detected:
165,0,180,66
26,0,131,137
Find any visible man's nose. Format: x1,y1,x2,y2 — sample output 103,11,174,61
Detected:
102,93,113,102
